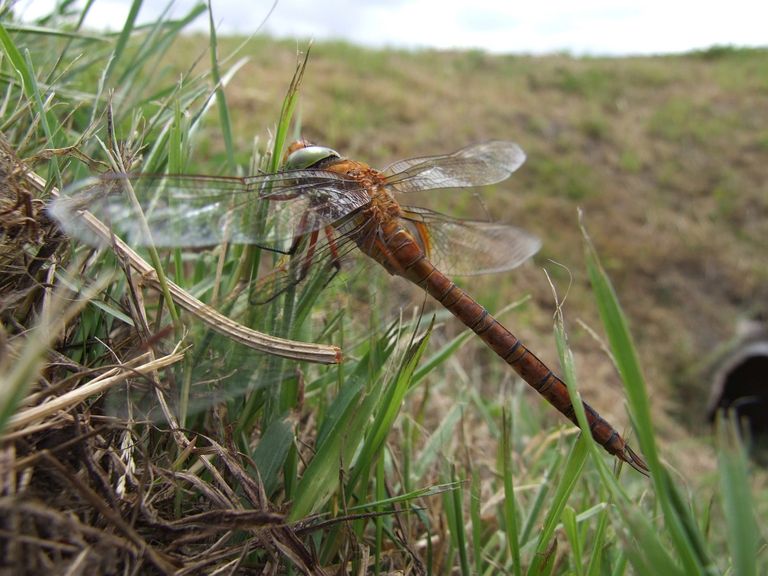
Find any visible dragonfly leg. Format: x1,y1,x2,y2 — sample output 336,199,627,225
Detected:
319,225,343,289
248,225,341,305
301,228,321,276
298,224,340,281
247,231,317,306
287,210,313,256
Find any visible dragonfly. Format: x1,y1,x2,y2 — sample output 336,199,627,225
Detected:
50,140,648,474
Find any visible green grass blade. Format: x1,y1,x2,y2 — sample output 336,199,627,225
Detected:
411,401,463,481
585,504,609,576
0,22,37,99
500,408,522,576
270,45,311,171
288,374,366,520
97,0,141,100
1,22,105,41
252,418,295,497
347,320,433,496
449,466,471,576
561,506,583,576
552,308,620,491
289,329,397,520
716,415,758,576
580,215,657,472
109,3,206,116
21,50,62,187
207,2,235,170
519,457,559,544
621,507,687,576
345,482,459,513
230,46,310,292
0,23,62,185
411,323,473,386
470,468,483,574
581,215,714,573
526,435,588,576
374,451,385,575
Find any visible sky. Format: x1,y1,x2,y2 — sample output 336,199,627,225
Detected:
16,0,768,56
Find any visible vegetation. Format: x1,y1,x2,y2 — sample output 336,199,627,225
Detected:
0,3,766,574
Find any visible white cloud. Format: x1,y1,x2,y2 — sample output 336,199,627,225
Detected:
15,0,768,55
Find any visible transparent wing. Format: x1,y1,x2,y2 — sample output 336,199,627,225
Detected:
401,206,540,276
382,141,526,193
48,170,371,251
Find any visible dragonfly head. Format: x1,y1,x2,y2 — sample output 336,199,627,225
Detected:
284,144,341,170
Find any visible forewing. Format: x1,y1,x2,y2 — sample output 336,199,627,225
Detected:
383,141,526,193
402,207,541,276
49,170,370,251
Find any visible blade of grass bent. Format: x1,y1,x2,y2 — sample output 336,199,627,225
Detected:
39,173,341,363
716,416,758,576
581,214,712,573
526,434,588,576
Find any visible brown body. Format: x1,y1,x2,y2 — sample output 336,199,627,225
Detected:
326,158,648,474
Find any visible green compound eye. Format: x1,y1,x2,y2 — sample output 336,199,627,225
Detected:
284,146,341,170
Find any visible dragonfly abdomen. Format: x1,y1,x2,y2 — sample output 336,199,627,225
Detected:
384,227,648,474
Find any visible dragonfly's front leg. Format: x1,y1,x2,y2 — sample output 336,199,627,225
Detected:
298,225,343,289
288,208,343,278
319,226,343,288
248,220,342,305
